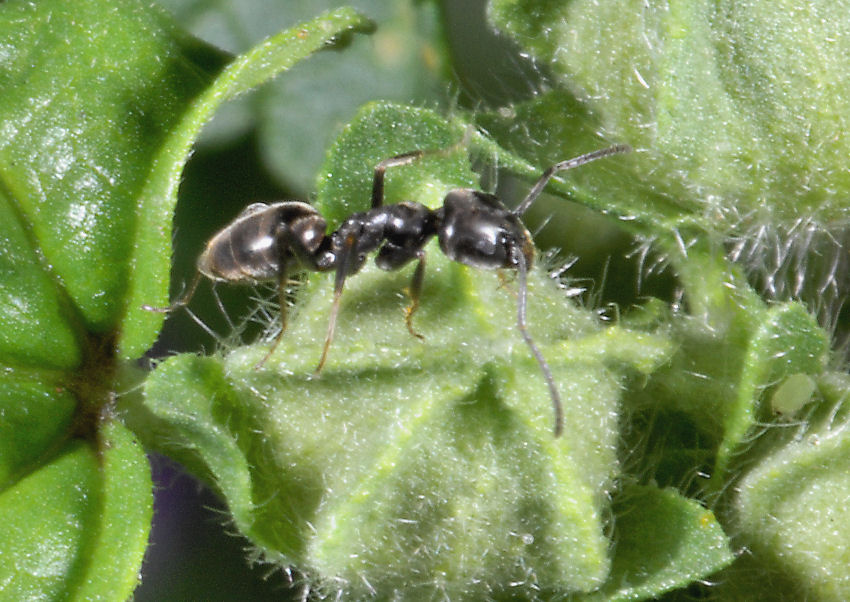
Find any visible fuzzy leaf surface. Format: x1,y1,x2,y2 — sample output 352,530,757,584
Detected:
639,245,830,474
489,0,850,229
734,378,850,601
592,484,733,601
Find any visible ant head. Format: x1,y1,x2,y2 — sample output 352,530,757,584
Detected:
437,189,534,271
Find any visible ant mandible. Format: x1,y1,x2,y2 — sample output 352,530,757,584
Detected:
144,140,630,437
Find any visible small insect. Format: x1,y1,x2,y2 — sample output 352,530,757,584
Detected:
144,141,630,436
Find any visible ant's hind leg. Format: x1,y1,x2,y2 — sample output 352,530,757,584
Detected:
404,251,426,340
370,151,425,208
142,270,203,313
369,129,475,209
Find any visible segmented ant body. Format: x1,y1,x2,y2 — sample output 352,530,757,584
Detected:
145,143,629,436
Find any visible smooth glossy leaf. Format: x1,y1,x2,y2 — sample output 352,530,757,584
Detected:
0,373,76,491
0,1,208,597
68,420,153,600
0,189,81,370
0,441,100,600
0,0,214,334
0,420,152,601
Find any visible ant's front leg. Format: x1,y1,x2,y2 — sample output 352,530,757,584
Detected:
512,144,631,216
369,131,474,209
315,233,358,374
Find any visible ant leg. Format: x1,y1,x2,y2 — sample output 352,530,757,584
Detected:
496,270,517,293
315,234,357,374
142,270,203,313
513,249,564,437
371,151,425,208
255,267,290,369
211,283,235,332
512,144,631,216
369,129,475,209
404,251,426,340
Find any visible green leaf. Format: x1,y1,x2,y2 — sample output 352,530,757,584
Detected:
0,1,375,598
316,101,475,222
123,5,375,358
157,0,447,194
0,190,82,369
592,484,733,601
489,0,850,228
0,0,214,335
635,295,830,487
734,377,850,600
0,1,207,595
620,233,830,486
0,373,76,491
712,300,829,481
474,89,688,232
136,102,676,597
0,419,152,601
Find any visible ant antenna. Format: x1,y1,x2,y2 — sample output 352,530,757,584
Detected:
513,144,631,216
513,247,563,437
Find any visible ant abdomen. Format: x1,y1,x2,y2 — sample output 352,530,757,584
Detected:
197,201,327,283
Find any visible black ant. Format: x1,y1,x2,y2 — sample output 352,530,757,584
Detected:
144,142,629,436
